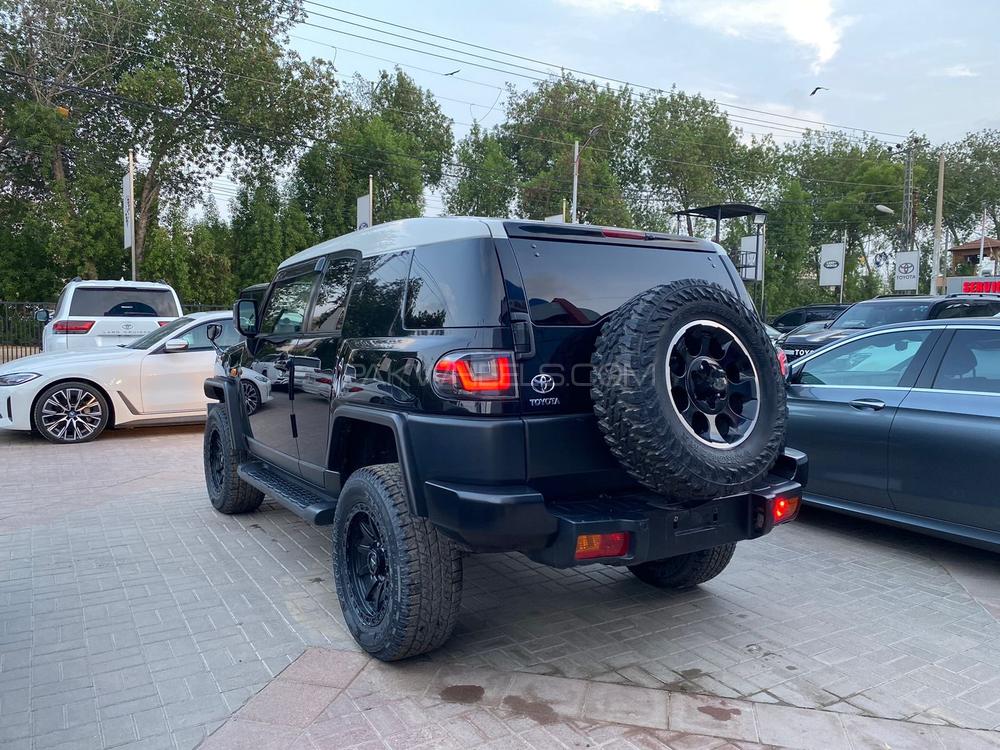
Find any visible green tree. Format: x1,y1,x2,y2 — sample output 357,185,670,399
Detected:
444,124,516,216
231,179,283,289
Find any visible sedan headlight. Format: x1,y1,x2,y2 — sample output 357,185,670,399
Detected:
0,372,40,386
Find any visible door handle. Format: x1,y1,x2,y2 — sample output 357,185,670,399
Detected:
849,398,885,411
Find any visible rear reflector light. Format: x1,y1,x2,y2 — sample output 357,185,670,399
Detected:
433,351,517,400
773,495,800,524
575,532,630,560
157,320,171,327
601,228,646,240
52,320,95,334
777,348,788,378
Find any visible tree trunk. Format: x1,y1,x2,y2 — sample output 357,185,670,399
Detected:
134,174,160,276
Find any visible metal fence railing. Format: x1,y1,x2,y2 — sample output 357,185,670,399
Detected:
0,301,48,364
0,301,231,364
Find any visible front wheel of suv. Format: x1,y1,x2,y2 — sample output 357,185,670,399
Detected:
628,543,737,590
203,407,263,515
332,464,463,661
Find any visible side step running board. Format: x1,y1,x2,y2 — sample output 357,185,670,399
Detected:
238,460,338,525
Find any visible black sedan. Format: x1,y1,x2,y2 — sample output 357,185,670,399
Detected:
785,317,1000,550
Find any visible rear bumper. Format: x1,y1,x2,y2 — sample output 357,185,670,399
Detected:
424,448,807,567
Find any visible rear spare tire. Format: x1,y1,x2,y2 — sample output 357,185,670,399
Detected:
591,279,785,502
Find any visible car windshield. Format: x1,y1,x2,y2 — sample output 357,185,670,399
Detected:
125,317,194,349
830,301,932,330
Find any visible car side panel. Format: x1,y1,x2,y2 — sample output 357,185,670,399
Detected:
786,384,905,509
888,389,1000,531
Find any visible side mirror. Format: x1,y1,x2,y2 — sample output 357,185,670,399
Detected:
34,309,50,323
163,338,189,353
234,299,258,337
206,323,223,343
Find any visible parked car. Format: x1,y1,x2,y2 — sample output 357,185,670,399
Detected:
786,318,1000,550
203,216,805,661
0,311,269,443
781,294,1000,361
36,279,183,352
770,304,849,333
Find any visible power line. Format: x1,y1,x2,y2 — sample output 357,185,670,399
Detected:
301,0,909,140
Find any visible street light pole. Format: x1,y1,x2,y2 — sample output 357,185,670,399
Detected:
931,152,945,295
570,139,580,224
570,125,602,224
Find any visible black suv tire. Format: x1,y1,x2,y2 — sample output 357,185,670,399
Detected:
204,407,264,514
332,464,463,661
629,543,736,589
591,280,785,502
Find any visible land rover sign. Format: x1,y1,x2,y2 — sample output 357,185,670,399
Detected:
894,251,919,291
818,243,845,287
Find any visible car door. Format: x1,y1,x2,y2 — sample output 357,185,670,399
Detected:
246,262,322,469
140,320,236,413
785,327,939,509
293,253,359,486
889,326,1000,531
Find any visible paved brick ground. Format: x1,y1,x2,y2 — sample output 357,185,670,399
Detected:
2,426,1000,749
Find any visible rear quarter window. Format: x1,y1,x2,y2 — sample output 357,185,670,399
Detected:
510,239,736,326
342,252,411,338
69,288,179,317
405,239,506,329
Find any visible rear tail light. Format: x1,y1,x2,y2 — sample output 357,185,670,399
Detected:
773,495,800,524
575,532,630,560
432,351,517,400
52,320,95,334
776,348,788,378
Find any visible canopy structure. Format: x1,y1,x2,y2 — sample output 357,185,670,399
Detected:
674,203,767,241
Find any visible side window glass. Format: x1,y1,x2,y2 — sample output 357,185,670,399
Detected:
799,330,932,387
342,252,411,338
310,257,357,332
933,329,1000,394
405,239,506,329
934,303,972,319
775,311,802,328
259,270,318,335
804,310,831,323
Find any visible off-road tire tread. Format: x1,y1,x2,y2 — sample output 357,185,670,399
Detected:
591,280,785,500
204,407,264,514
334,464,463,661
629,543,737,589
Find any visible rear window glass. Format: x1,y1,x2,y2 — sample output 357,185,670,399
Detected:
405,239,506,329
342,252,411,338
69,287,179,317
511,239,733,326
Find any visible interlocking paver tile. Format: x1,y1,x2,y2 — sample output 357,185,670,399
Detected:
5,426,1000,749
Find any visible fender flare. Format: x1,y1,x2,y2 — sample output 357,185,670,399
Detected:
330,405,424,516
204,376,248,453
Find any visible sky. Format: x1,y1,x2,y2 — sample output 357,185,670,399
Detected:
212,0,998,213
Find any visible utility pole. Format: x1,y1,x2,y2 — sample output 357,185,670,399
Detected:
931,152,945,295
368,174,374,226
570,140,580,224
978,208,987,267
124,150,136,281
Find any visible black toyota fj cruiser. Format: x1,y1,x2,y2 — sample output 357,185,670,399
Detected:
203,217,806,661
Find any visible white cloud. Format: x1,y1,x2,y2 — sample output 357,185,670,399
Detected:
555,0,662,11
938,64,978,78
666,0,848,73
552,0,848,71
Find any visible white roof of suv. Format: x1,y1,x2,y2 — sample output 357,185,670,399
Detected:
62,279,176,289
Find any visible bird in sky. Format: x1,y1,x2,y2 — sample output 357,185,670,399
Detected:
444,69,461,76
810,86,829,96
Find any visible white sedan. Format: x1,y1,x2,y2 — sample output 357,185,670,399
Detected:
0,311,270,444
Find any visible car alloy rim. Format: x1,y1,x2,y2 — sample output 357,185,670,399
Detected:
208,428,225,492
240,380,259,413
40,387,103,441
666,320,760,449
345,507,390,626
